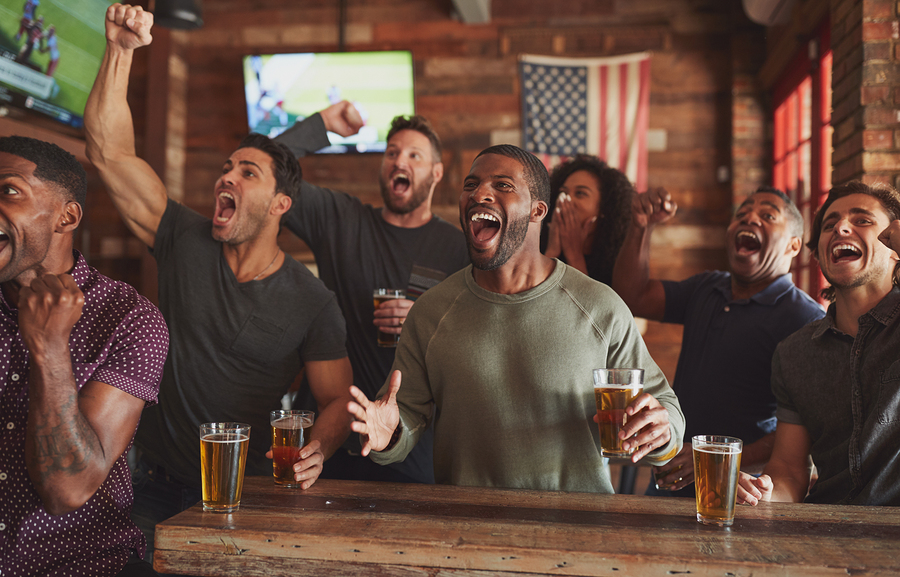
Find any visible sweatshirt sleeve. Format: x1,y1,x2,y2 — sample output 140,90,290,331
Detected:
604,289,685,465
367,299,435,466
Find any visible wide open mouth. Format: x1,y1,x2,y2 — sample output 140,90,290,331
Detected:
831,243,862,263
391,173,410,195
469,211,501,244
735,230,761,255
215,192,236,223
0,231,8,250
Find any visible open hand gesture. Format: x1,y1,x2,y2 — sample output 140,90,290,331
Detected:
555,193,596,262
347,370,402,456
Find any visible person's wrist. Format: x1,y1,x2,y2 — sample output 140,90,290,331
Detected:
385,422,402,451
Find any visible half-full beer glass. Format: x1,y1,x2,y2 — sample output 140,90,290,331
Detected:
692,435,743,527
593,368,644,457
373,289,405,347
270,410,315,487
199,422,250,513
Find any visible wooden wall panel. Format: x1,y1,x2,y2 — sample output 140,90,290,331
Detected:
161,0,749,386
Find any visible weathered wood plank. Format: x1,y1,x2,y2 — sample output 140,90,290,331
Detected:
155,478,900,577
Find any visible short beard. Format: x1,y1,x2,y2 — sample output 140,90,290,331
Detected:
380,173,434,215
469,212,529,271
211,210,268,246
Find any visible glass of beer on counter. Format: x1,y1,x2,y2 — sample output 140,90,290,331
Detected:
270,409,315,487
199,422,250,513
692,435,743,527
593,368,644,457
373,288,406,347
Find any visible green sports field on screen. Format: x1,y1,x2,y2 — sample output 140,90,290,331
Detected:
0,0,113,127
244,51,415,153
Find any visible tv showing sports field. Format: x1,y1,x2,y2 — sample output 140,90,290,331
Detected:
0,0,112,129
243,51,415,154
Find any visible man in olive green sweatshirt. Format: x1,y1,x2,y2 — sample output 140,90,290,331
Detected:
348,144,684,493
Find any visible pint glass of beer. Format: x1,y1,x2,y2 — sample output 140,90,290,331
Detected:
373,289,406,347
593,368,644,458
199,422,250,513
270,410,315,487
692,435,743,527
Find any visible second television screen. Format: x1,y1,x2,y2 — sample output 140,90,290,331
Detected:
243,51,415,154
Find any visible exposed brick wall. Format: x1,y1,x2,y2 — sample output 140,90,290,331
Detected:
831,0,900,187
731,18,769,207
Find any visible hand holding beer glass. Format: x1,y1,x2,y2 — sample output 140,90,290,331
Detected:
593,368,644,457
373,289,408,347
270,410,315,487
693,435,743,526
199,422,250,513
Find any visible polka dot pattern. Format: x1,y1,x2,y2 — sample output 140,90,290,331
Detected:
0,251,169,576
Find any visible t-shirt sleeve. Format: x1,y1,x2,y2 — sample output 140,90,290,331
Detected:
89,296,169,406
152,199,206,265
297,294,348,363
771,343,803,425
661,273,706,325
274,113,331,158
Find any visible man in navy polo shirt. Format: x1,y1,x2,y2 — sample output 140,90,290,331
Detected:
613,186,824,497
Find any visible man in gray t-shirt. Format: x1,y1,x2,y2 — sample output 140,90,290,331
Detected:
276,103,469,483
85,4,354,555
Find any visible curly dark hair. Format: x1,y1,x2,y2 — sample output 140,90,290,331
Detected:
540,155,634,284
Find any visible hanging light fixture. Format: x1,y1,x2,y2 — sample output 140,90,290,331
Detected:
153,0,203,30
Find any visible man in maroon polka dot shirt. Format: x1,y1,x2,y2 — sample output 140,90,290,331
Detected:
0,136,168,576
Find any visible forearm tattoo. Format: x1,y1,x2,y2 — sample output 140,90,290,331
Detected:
29,393,97,481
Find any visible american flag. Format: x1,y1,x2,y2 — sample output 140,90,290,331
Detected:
519,52,651,191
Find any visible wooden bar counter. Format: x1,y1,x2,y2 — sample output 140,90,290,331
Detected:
154,477,900,576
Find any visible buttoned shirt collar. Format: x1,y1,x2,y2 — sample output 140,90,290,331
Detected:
812,286,900,339
713,272,796,306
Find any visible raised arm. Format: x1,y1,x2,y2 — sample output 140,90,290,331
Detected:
22,274,146,515
320,101,364,137
283,357,354,489
611,187,677,321
85,4,166,248
276,101,364,158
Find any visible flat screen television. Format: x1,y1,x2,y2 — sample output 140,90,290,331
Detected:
242,51,415,154
0,0,112,130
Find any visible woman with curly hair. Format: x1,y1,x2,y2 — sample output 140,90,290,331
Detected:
541,155,635,285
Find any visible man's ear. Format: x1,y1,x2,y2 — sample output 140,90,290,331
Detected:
531,199,549,223
56,201,82,233
432,162,444,187
787,236,802,258
271,193,292,217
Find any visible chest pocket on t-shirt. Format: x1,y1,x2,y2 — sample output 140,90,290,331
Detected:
877,360,900,425
229,315,287,364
